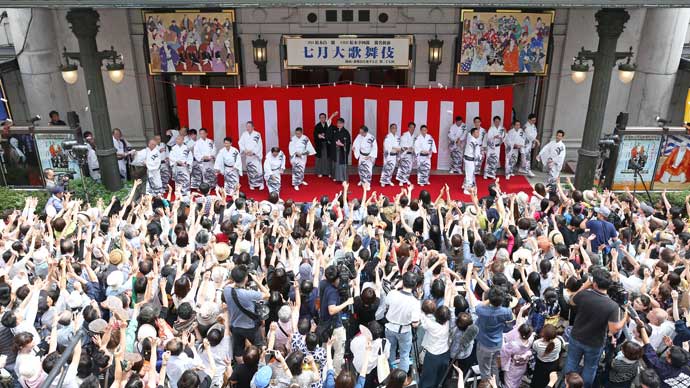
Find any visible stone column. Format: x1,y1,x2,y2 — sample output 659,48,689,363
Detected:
66,8,121,191
626,8,690,126
6,9,70,121
574,9,630,190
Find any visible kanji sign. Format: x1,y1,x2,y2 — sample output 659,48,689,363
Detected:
284,37,411,68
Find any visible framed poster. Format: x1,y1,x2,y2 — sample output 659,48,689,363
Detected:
1,133,42,187
34,133,82,180
654,133,690,190
143,10,238,75
457,10,554,75
284,36,413,68
611,134,662,191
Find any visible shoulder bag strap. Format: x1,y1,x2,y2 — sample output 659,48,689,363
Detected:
231,287,258,321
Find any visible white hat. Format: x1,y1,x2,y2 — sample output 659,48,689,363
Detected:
137,324,157,341
197,302,219,326
238,240,251,254
517,192,529,204
66,290,83,310
106,270,124,287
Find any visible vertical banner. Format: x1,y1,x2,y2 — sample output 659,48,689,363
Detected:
176,84,513,169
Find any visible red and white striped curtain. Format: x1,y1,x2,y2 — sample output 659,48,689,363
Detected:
176,84,513,170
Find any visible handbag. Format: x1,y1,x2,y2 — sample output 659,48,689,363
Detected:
231,287,270,322
377,339,391,383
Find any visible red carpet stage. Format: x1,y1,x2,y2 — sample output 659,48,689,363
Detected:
220,174,533,202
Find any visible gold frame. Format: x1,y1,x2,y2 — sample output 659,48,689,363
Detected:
143,9,239,75
457,9,555,76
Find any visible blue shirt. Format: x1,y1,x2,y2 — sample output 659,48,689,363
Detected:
319,281,343,328
224,286,263,329
586,219,618,252
46,195,63,213
475,304,513,349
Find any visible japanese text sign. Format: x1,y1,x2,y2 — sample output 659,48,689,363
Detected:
284,37,411,68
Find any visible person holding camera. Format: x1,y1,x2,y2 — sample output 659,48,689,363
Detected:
224,266,270,364
319,265,354,374
375,271,421,385
564,267,628,388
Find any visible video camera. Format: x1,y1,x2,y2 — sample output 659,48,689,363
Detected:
608,282,629,307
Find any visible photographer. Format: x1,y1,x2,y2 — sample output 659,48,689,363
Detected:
564,267,628,388
375,271,421,385
224,266,270,364
319,265,354,374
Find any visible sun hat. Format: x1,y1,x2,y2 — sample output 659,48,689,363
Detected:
109,249,125,265
106,270,124,287
197,302,219,326
213,242,231,262
137,324,158,341
252,366,273,388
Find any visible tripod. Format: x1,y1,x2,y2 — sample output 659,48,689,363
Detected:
631,164,653,204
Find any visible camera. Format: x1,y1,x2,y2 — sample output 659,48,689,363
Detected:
598,133,619,149
608,282,629,306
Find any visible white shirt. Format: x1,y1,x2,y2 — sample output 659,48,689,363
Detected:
485,126,505,148
193,138,215,162
376,289,421,333
505,128,525,151
288,135,316,158
214,146,243,174
239,130,263,159
399,131,416,151
353,133,377,159
414,134,437,156
169,144,193,167
464,136,482,160
525,122,538,145
167,353,203,388
184,136,196,151
158,142,169,161
420,314,450,355
538,140,566,169
383,133,401,154
449,122,467,143
86,143,100,179
263,151,285,178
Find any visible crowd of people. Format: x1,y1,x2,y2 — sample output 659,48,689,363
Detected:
4,149,690,388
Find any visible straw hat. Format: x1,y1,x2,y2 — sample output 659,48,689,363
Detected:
109,249,125,265
214,242,231,262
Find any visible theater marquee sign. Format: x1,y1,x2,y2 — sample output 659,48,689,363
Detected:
284,36,412,68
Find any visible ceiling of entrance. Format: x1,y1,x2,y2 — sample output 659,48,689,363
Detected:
1,0,688,7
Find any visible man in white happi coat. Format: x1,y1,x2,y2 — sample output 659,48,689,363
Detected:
521,113,539,177
83,131,100,182
414,125,437,186
483,115,505,180
185,128,197,151
192,128,216,189
112,128,131,181
352,125,377,187
131,138,162,196
380,123,401,187
214,136,243,194
239,121,264,190
504,120,525,180
448,116,467,174
263,147,286,195
166,127,186,148
470,117,487,176
169,135,193,201
154,134,171,188
288,127,316,191
537,129,566,188
396,122,417,186
463,127,483,194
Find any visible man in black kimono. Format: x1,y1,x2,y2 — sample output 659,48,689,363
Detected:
330,118,351,182
314,111,337,177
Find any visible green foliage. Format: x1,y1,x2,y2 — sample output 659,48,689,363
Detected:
0,178,131,212
0,186,49,212
636,191,690,210
69,178,132,206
